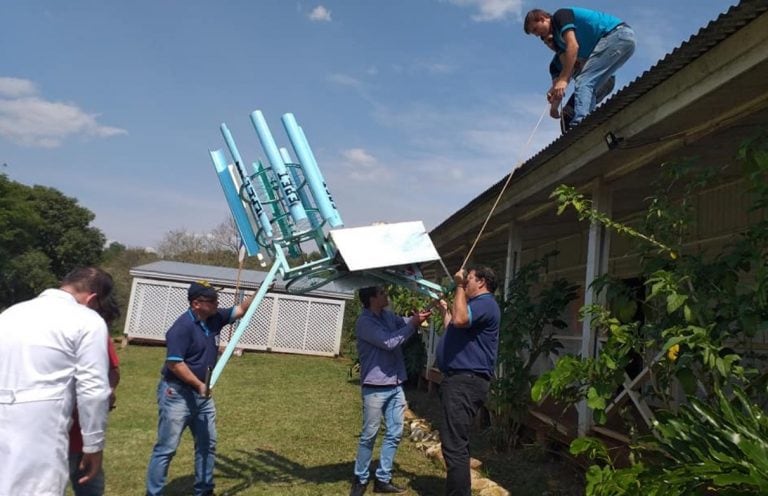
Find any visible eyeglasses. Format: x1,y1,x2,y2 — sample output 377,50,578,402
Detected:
196,298,218,305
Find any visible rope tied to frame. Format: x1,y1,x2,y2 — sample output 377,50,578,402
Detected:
459,104,549,271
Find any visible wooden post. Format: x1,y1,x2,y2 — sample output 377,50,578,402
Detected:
504,222,522,303
577,180,612,436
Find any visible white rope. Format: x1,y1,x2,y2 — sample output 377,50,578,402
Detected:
460,105,549,271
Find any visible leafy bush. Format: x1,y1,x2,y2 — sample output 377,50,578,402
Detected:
491,252,579,449
533,133,768,494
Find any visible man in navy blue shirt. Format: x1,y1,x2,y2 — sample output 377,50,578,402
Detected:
525,7,635,130
145,281,254,496
436,267,500,496
350,286,431,496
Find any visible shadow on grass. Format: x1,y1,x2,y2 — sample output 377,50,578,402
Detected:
164,474,195,495
214,448,349,494
201,448,446,496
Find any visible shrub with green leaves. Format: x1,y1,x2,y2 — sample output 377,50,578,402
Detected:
533,133,768,494
491,252,579,449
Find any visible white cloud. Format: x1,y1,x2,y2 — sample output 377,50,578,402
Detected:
446,0,522,22
342,148,377,167
339,147,390,182
0,76,126,148
0,77,37,98
309,5,332,22
327,73,363,88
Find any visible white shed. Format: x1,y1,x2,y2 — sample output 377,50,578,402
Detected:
124,260,353,357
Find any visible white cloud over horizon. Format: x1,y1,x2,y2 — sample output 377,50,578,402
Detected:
0,76,126,148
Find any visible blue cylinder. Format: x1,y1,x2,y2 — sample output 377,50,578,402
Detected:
252,160,300,258
281,113,343,228
279,147,320,229
209,149,260,256
220,123,273,237
250,111,308,224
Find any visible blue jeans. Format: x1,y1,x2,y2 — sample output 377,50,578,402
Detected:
69,452,105,496
353,385,406,484
571,25,636,126
146,379,217,496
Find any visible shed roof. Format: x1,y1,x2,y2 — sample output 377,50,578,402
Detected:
130,260,354,299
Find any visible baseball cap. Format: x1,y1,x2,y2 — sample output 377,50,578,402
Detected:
188,280,218,301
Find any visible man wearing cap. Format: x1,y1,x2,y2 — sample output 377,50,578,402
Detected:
145,281,254,496
0,267,115,496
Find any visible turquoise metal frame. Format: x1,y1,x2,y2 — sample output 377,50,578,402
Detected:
208,110,447,388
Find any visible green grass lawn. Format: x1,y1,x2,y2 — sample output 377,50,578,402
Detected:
96,345,447,495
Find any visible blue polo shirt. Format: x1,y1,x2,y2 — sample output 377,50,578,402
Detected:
437,293,500,376
162,307,234,383
552,8,623,60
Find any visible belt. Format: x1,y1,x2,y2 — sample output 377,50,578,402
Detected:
444,370,492,381
605,22,629,36
362,383,399,390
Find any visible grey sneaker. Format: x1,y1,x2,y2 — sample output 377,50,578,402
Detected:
373,479,406,493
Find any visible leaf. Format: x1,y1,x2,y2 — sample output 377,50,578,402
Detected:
530,378,546,402
667,293,688,314
683,304,693,323
587,386,606,410
662,335,688,352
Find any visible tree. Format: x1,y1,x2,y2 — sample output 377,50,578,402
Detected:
101,246,160,335
155,218,268,270
209,217,241,256
103,241,127,262
0,174,105,307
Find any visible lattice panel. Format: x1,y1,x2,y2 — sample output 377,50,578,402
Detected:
303,301,342,353
125,278,345,356
220,296,274,350
272,298,310,352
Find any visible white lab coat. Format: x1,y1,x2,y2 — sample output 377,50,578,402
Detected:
0,289,110,496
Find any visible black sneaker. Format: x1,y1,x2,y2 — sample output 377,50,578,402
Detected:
350,478,368,496
373,479,406,494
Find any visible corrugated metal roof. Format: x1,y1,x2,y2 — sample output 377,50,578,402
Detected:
432,0,768,233
130,260,354,299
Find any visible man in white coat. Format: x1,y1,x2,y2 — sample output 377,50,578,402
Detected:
0,267,114,496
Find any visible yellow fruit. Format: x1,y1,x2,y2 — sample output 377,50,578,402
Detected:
667,344,680,361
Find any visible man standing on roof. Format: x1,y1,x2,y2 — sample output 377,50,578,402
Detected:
542,33,616,134
145,280,254,496
524,7,635,130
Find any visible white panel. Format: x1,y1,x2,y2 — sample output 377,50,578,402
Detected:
125,278,344,357
330,221,440,271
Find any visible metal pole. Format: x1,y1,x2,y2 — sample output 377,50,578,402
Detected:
209,258,284,388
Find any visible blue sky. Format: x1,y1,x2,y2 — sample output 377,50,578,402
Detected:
2,1,736,248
